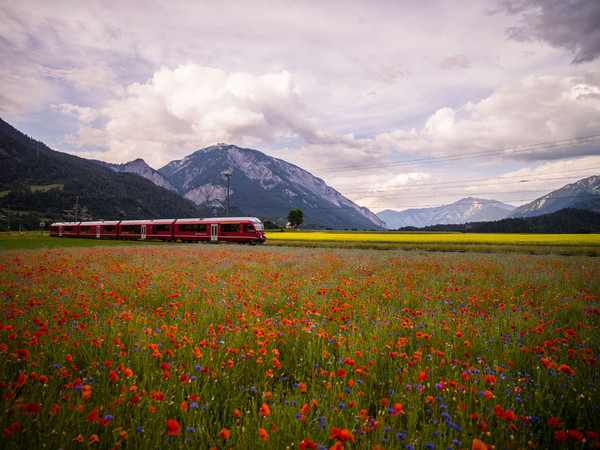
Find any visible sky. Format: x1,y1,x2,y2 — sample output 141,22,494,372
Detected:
1,0,599,213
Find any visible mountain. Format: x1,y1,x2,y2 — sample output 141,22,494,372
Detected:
509,175,600,218
99,158,177,192
377,197,515,229
158,144,386,230
0,117,200,229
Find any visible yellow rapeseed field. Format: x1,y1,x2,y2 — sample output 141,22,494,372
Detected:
265,231,600,247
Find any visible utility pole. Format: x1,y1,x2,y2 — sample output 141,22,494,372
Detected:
225,173,231,217
75,196,79,222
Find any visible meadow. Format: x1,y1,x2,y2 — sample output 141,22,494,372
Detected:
0,243,599,449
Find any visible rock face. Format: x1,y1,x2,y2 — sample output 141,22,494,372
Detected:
377,197,515,229
156,144,386,229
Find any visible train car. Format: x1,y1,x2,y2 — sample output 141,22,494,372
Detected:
173,218,210,242
174,217,265,244
50,222,80,238
144,219,176,240
117,219,175,240
50,217,266,244
78,220,120,239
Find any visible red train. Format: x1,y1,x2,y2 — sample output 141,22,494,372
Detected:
50,217,266,244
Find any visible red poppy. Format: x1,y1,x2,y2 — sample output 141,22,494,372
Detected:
13,373,27,389
493,404,503,417
166,419,180,435
554,430,568,442
394,403,406,414
258,403,271,417
472,438,488,450
502,410,516,421
330,427,355,443
299,436,316,449
23,403,40,415
49,403,60,416
484,374,496,385
219,428,230,438
547,417,561,427
559,364,575,376
568,430,584,441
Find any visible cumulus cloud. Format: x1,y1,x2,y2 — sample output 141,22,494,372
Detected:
502,0,600,64
383,67,600,161
66,64,307,165
66,63,394,169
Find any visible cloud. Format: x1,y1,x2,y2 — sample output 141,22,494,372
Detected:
441,54,470,69
384,66,600,161
64,63,396,169
502,0,600,64
64,64,307,165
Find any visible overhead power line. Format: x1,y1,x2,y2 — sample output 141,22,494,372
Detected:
313,134,600,173
339,168,600,195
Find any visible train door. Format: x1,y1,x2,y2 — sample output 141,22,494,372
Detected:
211,223,218,241
96,226,101,238
141,225,147,240
59,226,63,237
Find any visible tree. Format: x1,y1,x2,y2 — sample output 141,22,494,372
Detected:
287,208,304,228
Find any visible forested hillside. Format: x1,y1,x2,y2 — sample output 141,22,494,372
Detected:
0,118,200,230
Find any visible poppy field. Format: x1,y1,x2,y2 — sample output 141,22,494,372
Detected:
1,244,599,449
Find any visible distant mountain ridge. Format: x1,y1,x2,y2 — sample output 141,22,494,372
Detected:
509,175,600,217
377,197,515,229
377,176,600,229
407,208,600,234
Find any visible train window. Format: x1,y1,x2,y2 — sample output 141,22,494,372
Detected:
178,223,207,233
80,226,92,233
243,223,255,233
221,223,239,233
64,226,73,232
104,225,116,232
121,225,140,233
152,224,171,233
